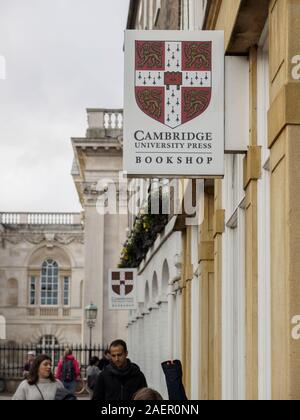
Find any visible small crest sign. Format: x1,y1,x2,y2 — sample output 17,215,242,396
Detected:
109,269,137,310
124,31,224,178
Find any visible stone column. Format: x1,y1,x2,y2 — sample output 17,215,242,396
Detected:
82,202,104,347
143,309,151,385
151,304,160,391
158,299,169,398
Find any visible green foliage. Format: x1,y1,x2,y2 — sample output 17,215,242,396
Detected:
119,191,169,268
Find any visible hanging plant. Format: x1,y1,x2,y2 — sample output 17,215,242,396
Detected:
119,190,169,268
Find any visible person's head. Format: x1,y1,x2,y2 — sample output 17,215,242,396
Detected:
133,388,163,401
64,348,72,358
27,351,35,362
27,354,55,385
109,340,128,369
89,356,100,366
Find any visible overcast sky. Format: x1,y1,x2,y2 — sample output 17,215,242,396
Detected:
0,0,129,212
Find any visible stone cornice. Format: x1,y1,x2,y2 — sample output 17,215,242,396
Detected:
72,138,123,154
2,232,84,246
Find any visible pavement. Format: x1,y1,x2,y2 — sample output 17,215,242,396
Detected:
0,393,90,400
0,394,11,400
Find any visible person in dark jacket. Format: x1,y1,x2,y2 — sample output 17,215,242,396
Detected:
92,339,147,401
98,349,110,371
161,360,188,401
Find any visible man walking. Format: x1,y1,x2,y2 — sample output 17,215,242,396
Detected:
92,340,147,401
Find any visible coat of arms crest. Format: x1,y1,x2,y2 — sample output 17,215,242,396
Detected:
135,40,212,129
111,271,134,297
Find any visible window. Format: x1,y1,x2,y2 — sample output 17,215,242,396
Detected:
39,335,58,347
29,277,36,305
40,259,59,306
38,335,59,366
63,277,70,306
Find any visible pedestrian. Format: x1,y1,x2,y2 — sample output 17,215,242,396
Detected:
92,339,147,401
133,387,163,400
23,351,36,379
86,356,100,399
12,354,65,400
55,348,80,394
98,349,110,371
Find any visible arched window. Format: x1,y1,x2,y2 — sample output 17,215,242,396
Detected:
38,335,59,366
39,334,58,347
41,260,59,306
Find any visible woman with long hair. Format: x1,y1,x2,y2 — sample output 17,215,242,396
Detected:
12,354,65,400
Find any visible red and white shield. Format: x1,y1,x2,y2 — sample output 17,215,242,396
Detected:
111,271,134,297
135,41,212,129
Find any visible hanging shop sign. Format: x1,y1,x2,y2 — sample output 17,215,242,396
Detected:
108,269,137,310
124,30,224,178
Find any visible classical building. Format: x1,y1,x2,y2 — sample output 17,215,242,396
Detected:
125,0,300,401
0,212,84,345
0,109,129,350
71,109,128,347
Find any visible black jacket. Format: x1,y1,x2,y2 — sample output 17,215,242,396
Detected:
161,360,188,401
92,360,147,401
98,357,110,371
54,387,77,400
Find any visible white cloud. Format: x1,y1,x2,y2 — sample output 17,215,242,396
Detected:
0,0,129,212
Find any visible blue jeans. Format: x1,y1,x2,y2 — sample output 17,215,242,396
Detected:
63,381,76,394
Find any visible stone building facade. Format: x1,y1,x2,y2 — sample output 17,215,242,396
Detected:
71,109,128,348
0,110,129,350
125,0,300,401
0,213,84,345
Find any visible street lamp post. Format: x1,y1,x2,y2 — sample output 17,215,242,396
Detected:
85,303,98,359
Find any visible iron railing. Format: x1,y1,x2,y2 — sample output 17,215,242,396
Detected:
0,344,105,379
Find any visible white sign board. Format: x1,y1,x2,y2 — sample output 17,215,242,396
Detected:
225,56,249,153
124,30,224,178
109,269,137,310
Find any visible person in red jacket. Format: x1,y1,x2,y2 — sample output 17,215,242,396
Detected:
55,348,80,394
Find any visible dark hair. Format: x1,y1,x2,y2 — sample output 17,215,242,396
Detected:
64,348,72,357
104,349,110,356
109,339,127,353
27,354,55,385
89,356,100,366
133,388,163,401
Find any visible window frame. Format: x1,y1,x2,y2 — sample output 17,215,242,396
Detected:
29,276,37,306
63,276,71,307
40,259,60,307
